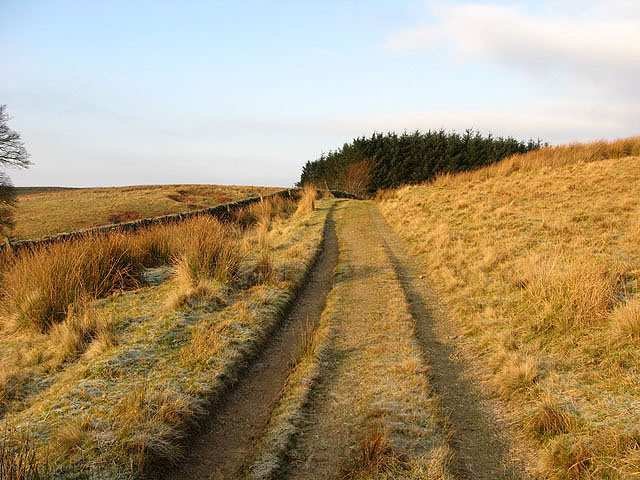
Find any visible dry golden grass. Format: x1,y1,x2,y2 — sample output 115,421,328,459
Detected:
48,303,117,365
611,298,640,341
233,193,297,230
1,234,141,331
378,139,640,479
0,428,48,480
280,201,452,480
0,195,296,332
0,195,332,478
167,217,241,309
10,184,279,240
249,298,336,480
525,394,575,440
295,184,317,216
445,135,640,183
494,355,539,399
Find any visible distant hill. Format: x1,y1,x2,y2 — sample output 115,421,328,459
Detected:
11,184,280,240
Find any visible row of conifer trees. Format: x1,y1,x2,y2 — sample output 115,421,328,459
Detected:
298,130,544,195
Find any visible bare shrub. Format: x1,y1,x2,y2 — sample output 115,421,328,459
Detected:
342,159,372,197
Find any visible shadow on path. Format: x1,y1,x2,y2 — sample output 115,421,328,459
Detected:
369,206,527,480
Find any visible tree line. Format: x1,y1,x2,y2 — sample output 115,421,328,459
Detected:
298,130,544,195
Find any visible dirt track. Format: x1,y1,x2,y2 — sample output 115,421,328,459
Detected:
166,200,527,479
162,209,338,480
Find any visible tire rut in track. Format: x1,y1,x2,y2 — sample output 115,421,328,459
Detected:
162,209,338,480
369,205,529,480
285,200,450,480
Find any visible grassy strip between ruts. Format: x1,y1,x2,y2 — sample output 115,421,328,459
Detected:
0,197,333,479
248,291,336,480
282,201,453,480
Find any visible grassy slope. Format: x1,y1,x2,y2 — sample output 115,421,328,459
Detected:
12,184,279,239
0,199,331,479
379,155,640,479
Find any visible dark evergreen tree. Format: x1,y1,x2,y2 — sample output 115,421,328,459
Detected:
299,129,544,194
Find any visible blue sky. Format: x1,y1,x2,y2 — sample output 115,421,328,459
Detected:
2,0,639,187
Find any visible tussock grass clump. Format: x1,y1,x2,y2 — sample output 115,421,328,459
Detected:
341,428,408,480
611,298,640,341
168,217,240,308
129,225,179,267
52,416,93,459
232,195,295,230
495,356,539,399
249,218,275,284
113,384,200,472
1,234,141,331
519,256,624,330
541,436,593,480
526,395,576,440
295,185,317,216
48,303,116,364
0,370,29,414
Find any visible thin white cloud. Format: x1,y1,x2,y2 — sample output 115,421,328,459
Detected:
385,3,640,97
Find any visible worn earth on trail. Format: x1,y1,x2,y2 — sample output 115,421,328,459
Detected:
160,199,528,479
162,206,339,480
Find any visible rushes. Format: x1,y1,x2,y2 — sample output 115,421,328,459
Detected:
518,255,624,330
295,185,317,216
168,217,241,308
1,234,141,331
0,428,46,480
495,355,539,399
114,385,198,473
48,303,116,364
525,394,575,439
0,193,303,330
173,217,240,286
